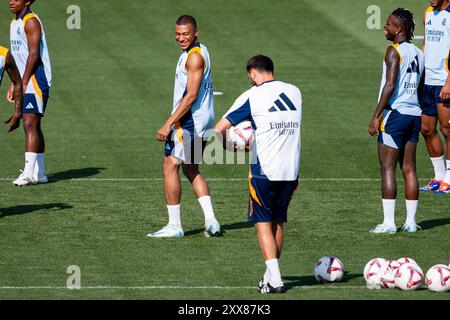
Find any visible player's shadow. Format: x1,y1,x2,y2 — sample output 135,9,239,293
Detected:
419,218,450,231
46,167,106,183
184,221,254,236
0,203,73,218
283,272,363,291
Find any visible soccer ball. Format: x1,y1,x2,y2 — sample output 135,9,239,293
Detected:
377,260,397,289
395,263,424,291
314,256,344,283
228,121,254,150
425,264,450,292
397,257,420,270
364,258,387,289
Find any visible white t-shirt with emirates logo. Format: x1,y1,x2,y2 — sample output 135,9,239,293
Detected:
224,80,302,181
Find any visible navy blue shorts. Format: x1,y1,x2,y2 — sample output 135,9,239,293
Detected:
421,85,447,117
378,109,421,150
22,93,49,116
248,175,298,223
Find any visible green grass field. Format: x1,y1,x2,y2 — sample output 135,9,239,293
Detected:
0,0,449,300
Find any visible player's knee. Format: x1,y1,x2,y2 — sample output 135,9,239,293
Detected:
162,157,179,176
439,124,449,139
401,163,415,176
421,125,436,138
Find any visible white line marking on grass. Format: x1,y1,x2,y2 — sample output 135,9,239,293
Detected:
0,285,367,290
0,178,431,182
414,35,424,40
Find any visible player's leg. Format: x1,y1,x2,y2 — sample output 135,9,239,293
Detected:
260,221,283,288
147,156,184,237
255,222,285,293
181,163,221,237
33,119,47,183
13,114,41,186
272,221,283,259
399,140,420,231
435,103,450,194
370,143,399,233
13,93,47,186
419,90,446,192
249,176,285,293
182,136,221,236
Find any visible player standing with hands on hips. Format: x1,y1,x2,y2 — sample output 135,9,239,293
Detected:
369,8,424,234
215,55,302,293
8,0,52,186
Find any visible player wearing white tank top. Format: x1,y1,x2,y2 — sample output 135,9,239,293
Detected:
8,0,52,186
369,9,424,234
420,0,450,194
148,15,221,238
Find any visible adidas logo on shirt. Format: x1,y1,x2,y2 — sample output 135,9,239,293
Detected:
426,20,432,25
268,93,297,112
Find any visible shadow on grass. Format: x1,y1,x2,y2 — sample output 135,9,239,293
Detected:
283,272,363,291
47,167,106,183
419,218,450,231
184,221,254,236
0,203,73,218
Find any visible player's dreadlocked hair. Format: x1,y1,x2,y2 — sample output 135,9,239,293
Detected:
392,8,415,41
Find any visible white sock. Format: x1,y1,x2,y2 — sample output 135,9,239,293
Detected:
431,156,446,181
405,199,418,225
265,259,283,287
167,204,181,226
33,153,45,179
382,199,396,227
263,268,270,284
198,195,216,221
444,160,450,184
23,152,37,178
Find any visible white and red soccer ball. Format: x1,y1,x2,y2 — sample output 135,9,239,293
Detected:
425,264,450,292
228,121,254,150
314,256,344,283
396,257,420,270
395,263,424,291
378,260,397,289
364,258,387,289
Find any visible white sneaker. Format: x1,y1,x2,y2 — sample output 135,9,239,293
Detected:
12,171,35,186
369,224,397,234
204,218,221,237
33,175,48,184
400,223,421,233
147,224,184,238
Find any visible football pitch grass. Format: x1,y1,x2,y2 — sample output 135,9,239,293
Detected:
0,0,449,299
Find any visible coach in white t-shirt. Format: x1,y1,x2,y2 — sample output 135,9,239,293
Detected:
215,55,302,294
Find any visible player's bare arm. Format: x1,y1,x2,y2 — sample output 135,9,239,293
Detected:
369,46,400,136
214,117,232,150
22,17,42,93
4,51,23,132
6,16,41,102
156,52,204,141
439,50,450,103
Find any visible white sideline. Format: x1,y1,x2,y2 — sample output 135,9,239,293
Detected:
0,178,431,182
0,285,367,290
